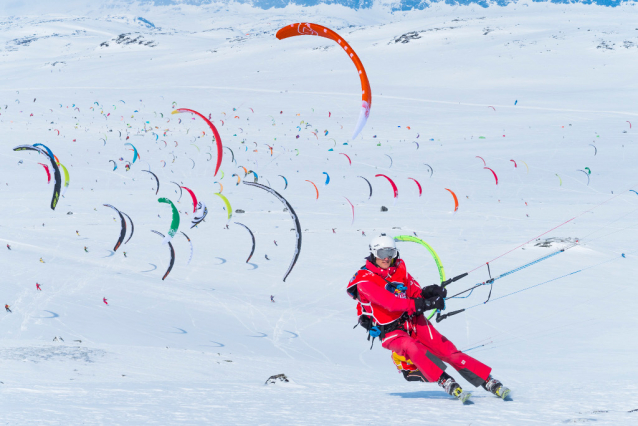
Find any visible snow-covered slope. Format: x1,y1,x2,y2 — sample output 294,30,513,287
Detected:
1,2,637,424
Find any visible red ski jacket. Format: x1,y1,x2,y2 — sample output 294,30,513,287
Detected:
348,258,422,327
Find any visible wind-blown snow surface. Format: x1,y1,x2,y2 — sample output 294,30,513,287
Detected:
1,2,638,424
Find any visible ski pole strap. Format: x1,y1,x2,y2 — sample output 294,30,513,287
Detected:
435,309,465,323
441,272,468,288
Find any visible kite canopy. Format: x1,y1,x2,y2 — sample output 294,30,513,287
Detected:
276,23,371,140
375,174,398,198
58,163,70,196
243,181,301,282
191,201,208,228
38,163,51,183
172,108,223,176
124,142,138,163
181,231,194,265
234,222,256,263
407,177,422,197
151,230,175,280
181,186,198,213
484,167,499,185
142,170,160,195
358,176,372,199
103,204,127,251
444,188,459,212
158,198,180,244
14,144,61,210
305,180,319,199
394,235,446,321
214,193,232,221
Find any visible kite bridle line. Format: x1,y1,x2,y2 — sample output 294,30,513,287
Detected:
458,247,636,354
447,244,576,301
434,244,577,323
467,188,634,275
433,184,638,322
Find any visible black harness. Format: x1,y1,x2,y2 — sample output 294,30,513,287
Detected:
349,262,409,349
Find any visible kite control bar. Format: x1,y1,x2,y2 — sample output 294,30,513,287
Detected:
440,272,468,288
434,273,468,323
436,309,465,323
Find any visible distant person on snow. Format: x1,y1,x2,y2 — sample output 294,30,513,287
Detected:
39,258,45,263
6,244,10,250
103,297,108,305
5,304,11,313
271,295,275,303
36,283,41,291
347,234,510,403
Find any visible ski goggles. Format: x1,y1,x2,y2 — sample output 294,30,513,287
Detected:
374,247,397,259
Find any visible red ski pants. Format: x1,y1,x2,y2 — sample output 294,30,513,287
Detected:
382,315,491,387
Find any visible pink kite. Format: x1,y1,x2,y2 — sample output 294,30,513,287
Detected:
339,153,352,165
181,186,198,213
407,177,422,197
484,167,499,185
172,108,222,176
38,163,51,184
344,197,354,225
375,174,398,198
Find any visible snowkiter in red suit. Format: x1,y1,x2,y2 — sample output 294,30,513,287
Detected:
347,234,510,402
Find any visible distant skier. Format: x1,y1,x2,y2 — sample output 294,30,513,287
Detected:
265,254,270,260
274,240,278,246
6,244,10,250
39,257,45,263
123,252,127,258
76,230,80,236
271,295,275,303
332,228,336,234
361,231,366,236
36,283,41,291
84,246,88,253
103,297,108,306
5,304,11,313
347,235,510,403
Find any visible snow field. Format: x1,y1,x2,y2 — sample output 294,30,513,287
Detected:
1,2,638,424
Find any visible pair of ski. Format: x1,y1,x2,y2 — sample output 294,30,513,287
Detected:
457,387,511,404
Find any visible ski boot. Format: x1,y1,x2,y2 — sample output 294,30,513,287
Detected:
438,373,471,403
482,376,511,400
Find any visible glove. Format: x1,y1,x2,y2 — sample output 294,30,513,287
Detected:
421,284,447,299
413,296,446,316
